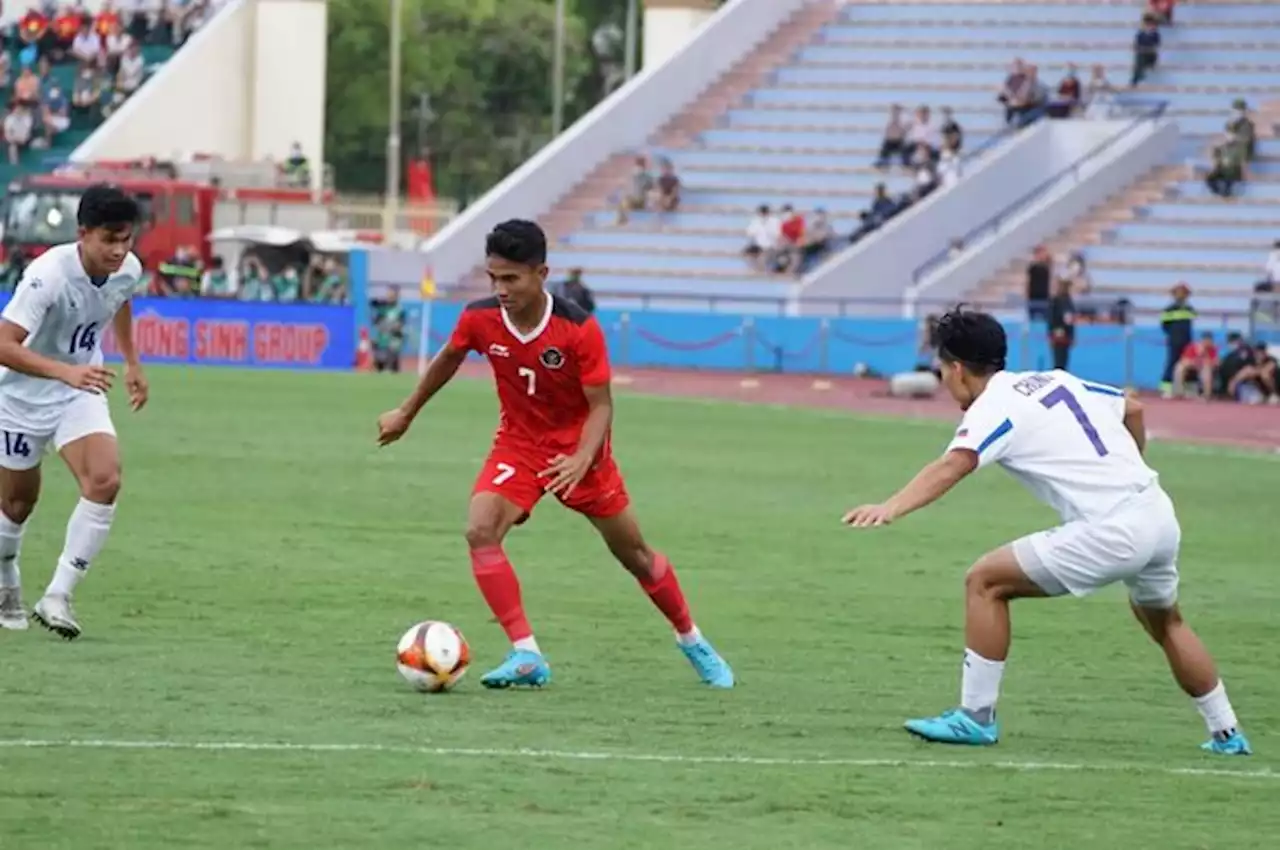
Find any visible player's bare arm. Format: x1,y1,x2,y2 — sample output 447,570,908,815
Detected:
377,342,469,446
842,449,977,528
540,381,613,498
112,300,147,411
1123,394,1146,454
0,320,114,393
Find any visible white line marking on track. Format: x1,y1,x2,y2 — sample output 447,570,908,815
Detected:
0,739,1273,781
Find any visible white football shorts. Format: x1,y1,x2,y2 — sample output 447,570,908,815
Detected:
1012,483,1180,609
0,391,116,471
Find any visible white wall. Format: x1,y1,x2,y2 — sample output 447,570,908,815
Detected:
420,0,815,287
913,118,1180,306
643,3,720,70
71,0,253,164
69,0,327,189
797,121,1058,305
250,0,327,170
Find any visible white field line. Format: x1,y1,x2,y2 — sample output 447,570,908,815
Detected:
0,738,1274,781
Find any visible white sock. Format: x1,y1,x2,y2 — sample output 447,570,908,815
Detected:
514,636,541,655
1192,680,1239,736
0,511,24,588
676,625,702,646
960,648,1005,723
45,498,116,598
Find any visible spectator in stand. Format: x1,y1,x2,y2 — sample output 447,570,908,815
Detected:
655,158,680,213
1146,0,1174,25
1159,282,1196,397
371,290,405,373
1131,15,1161,87
1025,245,1052,322
1205,142,1245,198
115,40,146,97
997,58,1028,125
104,21,132,76
1048,64,1081,118
71,22,102,67
551,267,596,315
50,5,85,63
875,104,908,170
95,1,124,40
14,68,41,110
906,105,941,163
4,104,34,166
1256,239,1280,292
18,6,50,59
1216,334,1276,403
72,63,104,117
1217,333,1254,398
937,144,962,188
1084,64,1117,119
1225,98,1256,161
200,256,238,298
743,204,781,271
777,205,805,274
1008,65,1045,127
238,258,273,301
274,266,302,302
0,52,10,91
940,107,962,153
282,141,310,187
308,258,348,304
125,0,156,42
1048,276,1076,370
849,184,900,245
615,155,653,225
1172,332,1219,401
40,84,70,148
797,208,834,274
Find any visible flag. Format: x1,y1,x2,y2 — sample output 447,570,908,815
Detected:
420,270,436,299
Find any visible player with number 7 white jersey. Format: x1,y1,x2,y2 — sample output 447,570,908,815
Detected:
842,308,1251,756
0,184,149,640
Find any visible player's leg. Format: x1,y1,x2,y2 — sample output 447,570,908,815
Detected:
586,507,733,688
33,396,120,639
904,543,1045,745
467,452,550,688
0,461,44,630
1126,544,1252,755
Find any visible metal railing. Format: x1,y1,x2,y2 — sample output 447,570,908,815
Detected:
910,98,1170,286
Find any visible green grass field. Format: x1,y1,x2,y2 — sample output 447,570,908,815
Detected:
0,367,1277,849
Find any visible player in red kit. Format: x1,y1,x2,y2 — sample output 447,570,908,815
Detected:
376,219,734,690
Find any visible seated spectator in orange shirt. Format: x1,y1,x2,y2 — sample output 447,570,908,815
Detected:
95,2,123,38
51,5,86,60
778,205,805,273
19,8,51,56
1174,332,1219,400
13,68,42,110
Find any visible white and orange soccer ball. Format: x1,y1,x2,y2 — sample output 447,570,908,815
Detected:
395,620,471,692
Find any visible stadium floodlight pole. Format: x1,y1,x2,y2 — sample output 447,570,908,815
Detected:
624,0,639,80
551,0,566,137
383,0,404,239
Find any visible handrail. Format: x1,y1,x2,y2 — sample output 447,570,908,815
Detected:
909,98,1170,287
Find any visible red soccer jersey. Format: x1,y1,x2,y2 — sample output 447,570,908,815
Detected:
449,295,611,453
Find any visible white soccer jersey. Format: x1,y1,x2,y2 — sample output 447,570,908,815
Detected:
0,243,143,427
946,370,1157,523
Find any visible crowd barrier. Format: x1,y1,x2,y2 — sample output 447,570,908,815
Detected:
0,292,1249,389
415,302,1226,390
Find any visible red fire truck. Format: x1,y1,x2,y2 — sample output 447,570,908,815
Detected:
0,158,336,271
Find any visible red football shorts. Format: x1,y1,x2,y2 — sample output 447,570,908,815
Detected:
473,443,630,521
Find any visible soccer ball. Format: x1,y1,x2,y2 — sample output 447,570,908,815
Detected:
396,620,470,692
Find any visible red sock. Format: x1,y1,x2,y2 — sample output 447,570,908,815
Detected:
470,545,533,642
638,552,694,635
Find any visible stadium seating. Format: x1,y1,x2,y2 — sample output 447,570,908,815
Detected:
544,1,1280,318
0,43,176,188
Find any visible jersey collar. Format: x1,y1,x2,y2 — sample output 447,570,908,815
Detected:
501,294,553,345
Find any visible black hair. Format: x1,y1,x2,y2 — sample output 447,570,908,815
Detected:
77,183,141,230
485,219,547,266
935,306,1007,376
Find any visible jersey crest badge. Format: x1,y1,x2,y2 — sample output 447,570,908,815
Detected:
540,347,565,369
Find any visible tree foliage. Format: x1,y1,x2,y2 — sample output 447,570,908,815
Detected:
325,0,594,200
